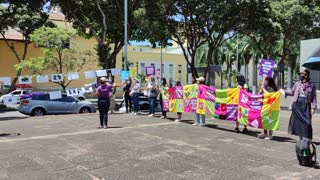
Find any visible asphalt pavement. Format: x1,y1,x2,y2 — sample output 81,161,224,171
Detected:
0,110,320,179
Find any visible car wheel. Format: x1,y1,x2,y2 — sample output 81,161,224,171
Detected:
31,108,45,116
79,107,91,114
78,97,85,101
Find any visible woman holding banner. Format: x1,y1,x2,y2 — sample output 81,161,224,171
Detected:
175,81,183,122
95,77,124,129
193,77,206,126
235,74,249,133
146,76,159,117
131,78,141,116
160,78,169,119
258,77,278,140
285,69,317,142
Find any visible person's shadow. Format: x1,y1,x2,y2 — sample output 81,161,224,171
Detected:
0,133,21,137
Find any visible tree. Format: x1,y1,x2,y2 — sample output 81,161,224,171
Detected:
55,0,143,70
0,1,50,91
15,27,93,91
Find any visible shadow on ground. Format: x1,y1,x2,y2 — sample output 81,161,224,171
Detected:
0,117,29,121
0,133,21,137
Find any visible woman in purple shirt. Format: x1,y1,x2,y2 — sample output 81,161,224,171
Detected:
285,69,317,141
95,77,124,129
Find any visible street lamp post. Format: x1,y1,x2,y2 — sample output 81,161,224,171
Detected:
124,0,128,70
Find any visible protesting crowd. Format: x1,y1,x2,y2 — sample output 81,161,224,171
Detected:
95,69,317,144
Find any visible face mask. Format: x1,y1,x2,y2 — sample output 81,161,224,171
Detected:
299,76,305,81
264,81,268,86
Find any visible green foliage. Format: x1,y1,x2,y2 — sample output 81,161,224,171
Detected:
15,27,93,90
55,0,143,69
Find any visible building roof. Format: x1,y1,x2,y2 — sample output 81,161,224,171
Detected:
0,31,24,41
48,13,65,21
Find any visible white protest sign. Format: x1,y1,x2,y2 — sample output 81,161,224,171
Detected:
84,71,96,79
0,77,11,85
51,74,63,82
49,91,62,100
18,76,32,84
66,89,79,96
96,69,107,77
81,87,93,93
67,72,80,80
36,75,49,83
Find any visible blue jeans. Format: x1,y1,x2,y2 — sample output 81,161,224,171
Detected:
98,97,110,126
149,97,156,114
133,93,139,113
196,113,206,124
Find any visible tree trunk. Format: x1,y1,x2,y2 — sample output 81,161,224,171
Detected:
9,70,22,91
97,43,109,69
287,61,292,89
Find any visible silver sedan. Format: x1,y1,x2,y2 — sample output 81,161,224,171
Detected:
18,94,96,116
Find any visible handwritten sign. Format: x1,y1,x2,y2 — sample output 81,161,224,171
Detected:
146,66,155,76
259,59,275,77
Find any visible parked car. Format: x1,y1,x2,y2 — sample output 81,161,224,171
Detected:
0,89,32,104
18,94,96,116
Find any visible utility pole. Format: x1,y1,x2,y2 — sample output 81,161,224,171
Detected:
124,0,128,70
236,34,239,73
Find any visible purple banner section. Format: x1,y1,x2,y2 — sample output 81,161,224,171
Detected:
226,104,238,121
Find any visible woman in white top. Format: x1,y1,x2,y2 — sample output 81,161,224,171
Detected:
131,78,141,115
146,76,159,117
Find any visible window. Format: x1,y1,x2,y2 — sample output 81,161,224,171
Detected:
140,63,145,74
169,78,173,87
178,65,182,73
162,64,164,73
12,91,21,95
169,64,173,73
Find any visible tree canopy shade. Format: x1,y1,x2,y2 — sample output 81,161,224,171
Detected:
0,1,50,90
15,27,93,91
138,0,272,79
54,0,143,69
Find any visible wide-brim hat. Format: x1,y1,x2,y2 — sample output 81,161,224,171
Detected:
196,77,205,82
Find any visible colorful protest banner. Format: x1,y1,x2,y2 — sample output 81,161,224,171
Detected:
121,70,130,80
214,88,239,121
196,85,216,115
169,86,184,112
183,84,198,113
129,67,137,78
161,87,169,112
237,89,280,130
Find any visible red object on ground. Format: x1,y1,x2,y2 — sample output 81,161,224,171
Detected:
15,84,32,89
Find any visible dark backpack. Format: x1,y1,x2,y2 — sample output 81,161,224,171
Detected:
296,140,317,167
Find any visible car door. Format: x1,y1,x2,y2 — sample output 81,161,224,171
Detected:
58,96,76,114
11,90,22,102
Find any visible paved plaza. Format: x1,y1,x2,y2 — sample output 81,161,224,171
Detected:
0,110,320,179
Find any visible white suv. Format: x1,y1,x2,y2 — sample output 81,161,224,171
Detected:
0,89,32,104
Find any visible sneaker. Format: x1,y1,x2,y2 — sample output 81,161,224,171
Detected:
257,133,267,139
148,114,154,117
242,128,248,134
160,116,166,119
199,123,205,127
235,128,240,133
265,135,273,140
131,112,135,115
174,119,181,122
103,125,108,129
192,123,199,126
133,113,137,116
